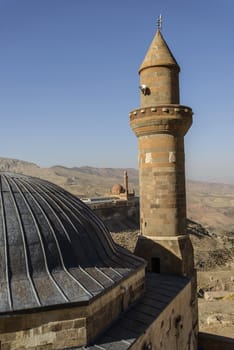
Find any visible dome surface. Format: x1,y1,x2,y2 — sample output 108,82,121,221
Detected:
0,173,144,314
111,183,125,195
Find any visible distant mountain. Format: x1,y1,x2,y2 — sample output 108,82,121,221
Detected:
0,157,39,173
0,157,234,233
51,165,139,182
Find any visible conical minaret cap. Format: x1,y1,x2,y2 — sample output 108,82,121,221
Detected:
139,30,180,73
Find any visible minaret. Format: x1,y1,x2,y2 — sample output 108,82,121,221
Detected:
123,171,129,196
130,22,194,277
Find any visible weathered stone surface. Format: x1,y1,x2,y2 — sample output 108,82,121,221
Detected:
0,318,86,349
83,274,197,350
204,291,234,301
0,268,145,349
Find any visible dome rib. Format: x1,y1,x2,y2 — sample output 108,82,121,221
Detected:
60,188,140,271
39,180,127,271
9,176,70,303
77,266,105,291
11,177,94,304
16,178,93,299
1,176,40,310
94,266,115,283
3,175,42,308
44,192,117,285
26,179,118,270
16,177,112,301
26,180,92,268
56,185,142,272
37,180,145,282
0,177,13,311
15,176,127,296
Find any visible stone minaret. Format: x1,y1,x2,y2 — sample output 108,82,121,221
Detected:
130,28,194,277
124,171,129,196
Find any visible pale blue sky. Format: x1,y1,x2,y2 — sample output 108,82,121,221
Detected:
0,0,234,184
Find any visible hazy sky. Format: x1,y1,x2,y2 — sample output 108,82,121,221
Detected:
0,0,234,184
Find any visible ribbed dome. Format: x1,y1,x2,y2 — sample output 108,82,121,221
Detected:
111,183,125,195
0,173,144,314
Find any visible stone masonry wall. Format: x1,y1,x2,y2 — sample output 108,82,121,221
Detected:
130,280,198,350
0,318,86,350
0,269,145,349
138,133,186,237
88,198,139,232
140,66,180,107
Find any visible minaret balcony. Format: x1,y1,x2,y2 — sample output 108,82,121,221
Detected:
130,105,192,137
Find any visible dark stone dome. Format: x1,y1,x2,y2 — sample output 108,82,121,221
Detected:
0,173,144,314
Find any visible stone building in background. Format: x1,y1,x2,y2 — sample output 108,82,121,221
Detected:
111,171,135,200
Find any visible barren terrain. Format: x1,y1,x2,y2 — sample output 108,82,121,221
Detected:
0,157,233,337
1,157,234,232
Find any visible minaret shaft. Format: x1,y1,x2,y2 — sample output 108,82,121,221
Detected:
138,134,186,237
124,171,129,195
130,29,194,277
140,66,180,107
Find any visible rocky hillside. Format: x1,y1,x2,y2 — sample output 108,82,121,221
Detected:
187,180,234,233
0,157,234,233
0,157,39,173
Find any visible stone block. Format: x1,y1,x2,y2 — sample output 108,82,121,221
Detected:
204,291,234,301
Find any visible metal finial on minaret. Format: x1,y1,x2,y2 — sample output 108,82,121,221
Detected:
157,14,163,31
